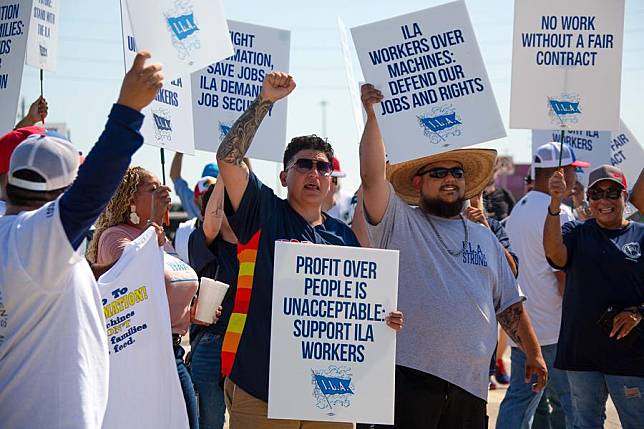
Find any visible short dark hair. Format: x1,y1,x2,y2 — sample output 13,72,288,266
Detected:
5,169,66,207
282,135,334,169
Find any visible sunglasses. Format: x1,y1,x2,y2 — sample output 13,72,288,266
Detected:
418,166,465,179
587,187,623,201
287,158,334,176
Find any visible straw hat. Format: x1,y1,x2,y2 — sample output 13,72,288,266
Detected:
386,148,498,205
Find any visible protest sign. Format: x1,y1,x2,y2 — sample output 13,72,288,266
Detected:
532,128,611,186
338,17,364,142
268,242,399,424
610,120,643,187
0,0,31,134
191,20,290,162
125,0,233,81
350,0,505,164
25,0,58,71
510,0,625,131
120,0,195,154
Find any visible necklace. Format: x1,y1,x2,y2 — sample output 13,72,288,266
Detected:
422,211,469,257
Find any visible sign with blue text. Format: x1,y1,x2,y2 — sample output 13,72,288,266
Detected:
25,0,58,71
125,0,233,81
510,0,625,131
268,242,399,424
120,1,194,154
610,120,643,188
190,20,290,162
350,0,505,163
0,0,31,134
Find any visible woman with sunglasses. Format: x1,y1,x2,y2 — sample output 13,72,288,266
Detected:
544,165,644,429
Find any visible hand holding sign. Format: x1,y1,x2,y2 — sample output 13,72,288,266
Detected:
360,84,384,119
548,169,567,202
117,52,164,112
28,96,48,124
150,185,172,228
260,71,296,103
385,310,403,332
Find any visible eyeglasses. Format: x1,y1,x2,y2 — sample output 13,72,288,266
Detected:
587,187,623,201
417,166,465,179
287,158,334,176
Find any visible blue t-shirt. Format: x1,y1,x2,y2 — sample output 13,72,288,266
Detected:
553,219,644,375
224,172,360,401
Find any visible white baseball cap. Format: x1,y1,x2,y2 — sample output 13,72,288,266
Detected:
8,134,79,191
533,142,590,169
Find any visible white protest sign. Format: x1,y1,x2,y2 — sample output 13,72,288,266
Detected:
0,0,31,134
25,0,58,71
125,0,233,81
191,20,290,161
510,0,625,131
338,17,364,142
350,0,505,164
532,129,611,186
120,1,195,154
269,242,398,424
610,120,643,188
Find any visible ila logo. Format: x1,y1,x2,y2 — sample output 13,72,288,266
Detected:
311,366,354,416
418,104,462,146
622,242,641,260
218,121,232,141
164,0,201,62
152,109,172,142
548,93,581,126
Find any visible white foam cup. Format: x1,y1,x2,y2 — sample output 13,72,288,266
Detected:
195,277,229,324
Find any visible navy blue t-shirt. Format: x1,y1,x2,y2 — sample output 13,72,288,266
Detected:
224,172,360,401
552,219,644,375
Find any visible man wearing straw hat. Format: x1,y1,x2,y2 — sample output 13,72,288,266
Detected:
358,84,547,428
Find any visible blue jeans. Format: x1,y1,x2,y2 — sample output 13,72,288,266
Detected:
567,371,644,429
496,344,573,429
190,332,226,429
175,344,200,429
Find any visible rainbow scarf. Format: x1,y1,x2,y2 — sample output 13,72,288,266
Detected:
221,230,261,376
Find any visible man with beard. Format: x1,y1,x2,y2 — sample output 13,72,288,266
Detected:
357,84,547,428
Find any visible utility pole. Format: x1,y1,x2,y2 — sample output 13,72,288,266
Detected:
320,100,328,138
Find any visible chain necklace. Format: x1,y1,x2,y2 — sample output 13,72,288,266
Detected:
422,211,469,257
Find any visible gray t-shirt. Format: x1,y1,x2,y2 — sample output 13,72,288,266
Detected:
365,184,523,400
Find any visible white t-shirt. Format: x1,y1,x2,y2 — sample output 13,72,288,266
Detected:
174,217,197,263
98,228,189,429
326,191,353,224
0,199,6,217
505,190,575,346
0,199,109,428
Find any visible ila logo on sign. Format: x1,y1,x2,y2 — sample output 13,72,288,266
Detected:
152,110,173,142
418,104,462,146
548,93,581,126
311,366,354,416
164,0,201,62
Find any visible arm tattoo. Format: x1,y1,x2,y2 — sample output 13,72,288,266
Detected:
497,302,524,349
216,96,273,165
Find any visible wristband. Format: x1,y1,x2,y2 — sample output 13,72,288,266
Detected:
547,206,561,216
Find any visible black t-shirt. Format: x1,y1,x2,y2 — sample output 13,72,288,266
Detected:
552,219,644,375
188,227,238,336
223,172,360,401
483,187,516,221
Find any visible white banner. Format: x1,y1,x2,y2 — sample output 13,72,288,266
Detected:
25,0,58,71
610,120,643,188
350,0,505,163
510,0,625,131
268,242,399,424
337,17,364,142
120,0,195,154
0,1,31,134
191,20,290,161
125,0,233,81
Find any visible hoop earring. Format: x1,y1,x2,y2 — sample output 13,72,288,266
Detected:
129,205,140,224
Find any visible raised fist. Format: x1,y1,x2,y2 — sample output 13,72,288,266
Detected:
28,96,48,123
260,71,295,103
548,169,567,201
117,51,164,111
361,84,383,118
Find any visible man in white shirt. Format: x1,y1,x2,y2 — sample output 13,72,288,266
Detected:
497,142,589,429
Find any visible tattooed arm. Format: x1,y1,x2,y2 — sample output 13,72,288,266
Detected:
216,72,296,211
497,302,548,391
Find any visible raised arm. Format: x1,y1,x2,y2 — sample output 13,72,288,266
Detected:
359,84,390,225
543,170,568,268
169,152,183,182
202,177,226,246
216,72,295,211
14,96,48,129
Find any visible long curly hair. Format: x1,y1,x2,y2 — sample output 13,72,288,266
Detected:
86,166,148,263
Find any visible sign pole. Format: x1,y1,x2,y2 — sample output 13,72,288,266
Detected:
39,69,45,125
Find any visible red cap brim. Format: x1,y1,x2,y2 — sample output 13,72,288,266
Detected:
571,160,591,168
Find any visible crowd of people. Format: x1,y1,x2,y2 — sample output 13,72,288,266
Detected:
0,52,643,429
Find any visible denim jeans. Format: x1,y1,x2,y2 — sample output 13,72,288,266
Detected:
191,332,226,429
496,344,573,429
175,344,200,429
567,371,644,429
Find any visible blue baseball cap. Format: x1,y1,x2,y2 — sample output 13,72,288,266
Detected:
202,162,219,178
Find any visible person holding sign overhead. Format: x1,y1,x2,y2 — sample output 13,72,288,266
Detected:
357,83,546,429
216,72,403,428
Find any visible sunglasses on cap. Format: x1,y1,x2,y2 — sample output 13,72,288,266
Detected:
287,158,334,176
587,187,623,201
417,166,465,179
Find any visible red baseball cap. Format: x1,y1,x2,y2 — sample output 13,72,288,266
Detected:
331,157,347,178
0,126,45,175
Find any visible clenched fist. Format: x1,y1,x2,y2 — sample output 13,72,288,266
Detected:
361,84,384,119
260,71,296,103
117,51,164,111
548,169,568,202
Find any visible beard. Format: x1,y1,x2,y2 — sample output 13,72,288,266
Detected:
420,195,465,218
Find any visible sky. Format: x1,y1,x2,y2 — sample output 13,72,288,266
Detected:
16,0,644,198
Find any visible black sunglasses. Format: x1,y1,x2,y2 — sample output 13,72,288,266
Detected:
587,187,622,201
418,166,465,179
287,158,334,176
